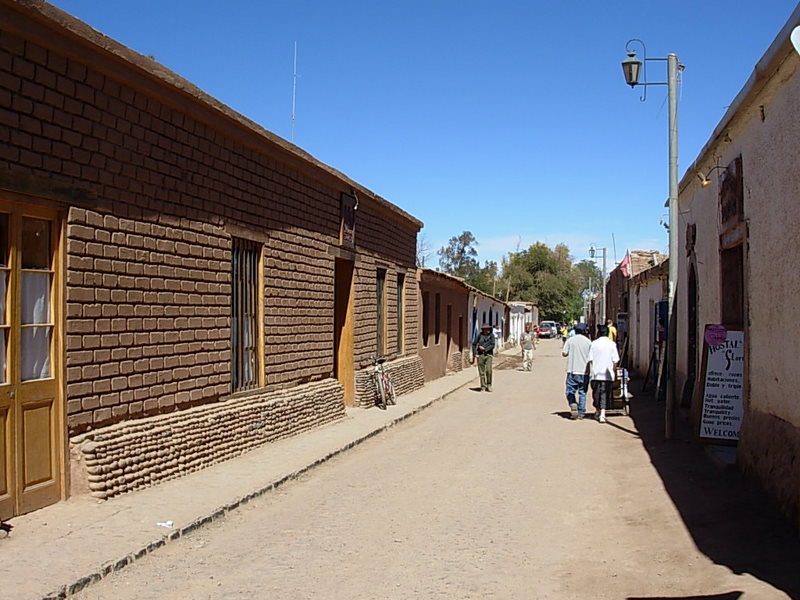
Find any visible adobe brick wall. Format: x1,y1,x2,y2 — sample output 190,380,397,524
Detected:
0,4,420,437
65,206,232,432
448,351,467,373
354,355,424,409
70,378,345,500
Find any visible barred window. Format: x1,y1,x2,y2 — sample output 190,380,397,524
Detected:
231,238,262,392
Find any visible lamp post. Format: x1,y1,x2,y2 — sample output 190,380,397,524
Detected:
621,39,682,439
589,245,607,326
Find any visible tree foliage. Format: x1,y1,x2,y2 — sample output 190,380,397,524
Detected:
437,231,500,296
502,242,598,322
436,231,600,313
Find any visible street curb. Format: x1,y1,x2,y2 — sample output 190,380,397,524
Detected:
40,368,487,600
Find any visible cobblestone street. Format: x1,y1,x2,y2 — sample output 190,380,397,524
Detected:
70,340,799,600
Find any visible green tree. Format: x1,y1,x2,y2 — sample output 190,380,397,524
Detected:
437,231,479,280
501,242,587,322
572,259,603,296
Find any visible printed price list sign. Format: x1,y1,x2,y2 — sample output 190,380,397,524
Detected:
699,327,744,441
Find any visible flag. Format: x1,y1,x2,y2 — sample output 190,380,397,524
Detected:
620,251,631,278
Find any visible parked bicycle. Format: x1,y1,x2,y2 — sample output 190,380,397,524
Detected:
370,355,396,410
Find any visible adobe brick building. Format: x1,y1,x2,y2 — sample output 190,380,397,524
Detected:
417,269,471,381
0,0,422,518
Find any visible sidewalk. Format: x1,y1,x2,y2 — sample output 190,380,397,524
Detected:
2,355,506,600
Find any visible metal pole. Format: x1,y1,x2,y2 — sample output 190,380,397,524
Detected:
601,248,607,325
665,53,679,439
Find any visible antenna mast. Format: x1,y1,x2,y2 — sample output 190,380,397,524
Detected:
291,41,298,143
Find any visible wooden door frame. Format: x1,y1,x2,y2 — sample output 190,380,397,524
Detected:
0,191,65,518
334,258,355,406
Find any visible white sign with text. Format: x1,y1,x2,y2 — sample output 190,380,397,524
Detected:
700,328,744,441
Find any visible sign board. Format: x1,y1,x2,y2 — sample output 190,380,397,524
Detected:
698,325,744,442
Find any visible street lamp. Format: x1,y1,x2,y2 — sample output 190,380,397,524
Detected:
621,39,683,439
589,245,607,327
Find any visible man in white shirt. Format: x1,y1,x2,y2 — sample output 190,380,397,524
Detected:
561,322,591,419
588,324,620,423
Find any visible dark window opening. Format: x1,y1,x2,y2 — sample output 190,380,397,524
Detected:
396,273,405,353
422,292,430,347
434,293,441,344
376,268,386,355
232,238,260,392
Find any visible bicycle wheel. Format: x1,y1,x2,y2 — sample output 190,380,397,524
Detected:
374,372,387,409
383,373,396,405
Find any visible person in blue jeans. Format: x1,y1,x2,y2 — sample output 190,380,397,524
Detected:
561,322,592,419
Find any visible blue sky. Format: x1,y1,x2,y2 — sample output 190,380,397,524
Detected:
48,0,798,271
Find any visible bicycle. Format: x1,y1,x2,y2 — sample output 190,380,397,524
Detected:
370,355,396,409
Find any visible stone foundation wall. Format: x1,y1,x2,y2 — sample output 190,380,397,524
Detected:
354,355,424,409
448,351,466,373
70,379,345,500
738,408,800,528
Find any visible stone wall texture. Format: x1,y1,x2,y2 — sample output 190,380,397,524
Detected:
448,351,468,373
738,408,800,528
354,355,424,409
72,378,345,500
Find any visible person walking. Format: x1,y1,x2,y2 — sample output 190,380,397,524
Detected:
520,322,537,372
588,324,620,423
473,323,496,392
606,319,618,343
562,322,591,419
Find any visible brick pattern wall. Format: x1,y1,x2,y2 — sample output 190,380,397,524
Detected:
354,355,424,409
0,17,421,445
71,378,345,500
263,232,336,389
65,207,231,432
448,351,465,373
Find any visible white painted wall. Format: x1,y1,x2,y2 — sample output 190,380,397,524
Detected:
469,292,508,356
677,41,800,426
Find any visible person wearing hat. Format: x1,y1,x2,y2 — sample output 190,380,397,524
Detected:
472,323,496,391
561,321,592,419
520,322,537,372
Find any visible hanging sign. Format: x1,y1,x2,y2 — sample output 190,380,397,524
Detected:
698,325,744,442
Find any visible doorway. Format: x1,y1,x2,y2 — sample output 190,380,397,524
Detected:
0,202,63,519
333,258,355,406
682,264,698,409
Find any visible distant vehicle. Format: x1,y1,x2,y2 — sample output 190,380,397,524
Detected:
539,321,559,339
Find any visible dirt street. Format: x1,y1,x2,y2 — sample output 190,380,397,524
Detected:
73,339,800,599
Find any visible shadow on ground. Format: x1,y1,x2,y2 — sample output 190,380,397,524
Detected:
627,593,742,600
627,378,800,599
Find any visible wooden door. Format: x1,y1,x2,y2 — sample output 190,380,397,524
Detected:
334,259,355,406
0,203,63,520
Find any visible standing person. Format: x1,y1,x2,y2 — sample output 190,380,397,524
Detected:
606,319,618,343
562,322,592,419
473,323,496,392
492,322,502,355
520,322,537,372
588,324,620,423
560,324,568,344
